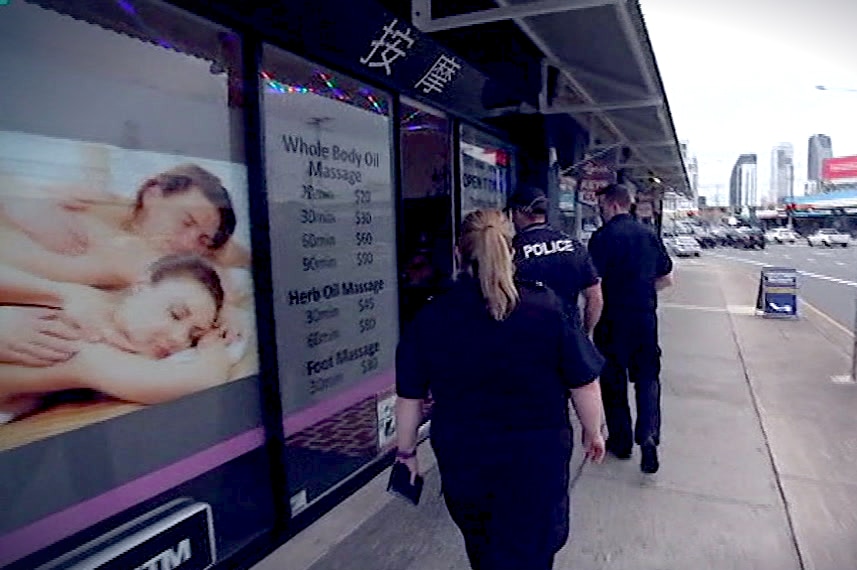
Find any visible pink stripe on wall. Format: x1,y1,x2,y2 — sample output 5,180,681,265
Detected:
282,368,395,436
0,369,398,567
0,428,265,568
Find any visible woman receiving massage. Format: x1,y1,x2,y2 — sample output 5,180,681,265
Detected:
0,254,243,424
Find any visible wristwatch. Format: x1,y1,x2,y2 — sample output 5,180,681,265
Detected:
395,448,417,460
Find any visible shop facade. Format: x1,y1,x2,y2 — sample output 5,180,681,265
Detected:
0,1,685,568
0,1,552,568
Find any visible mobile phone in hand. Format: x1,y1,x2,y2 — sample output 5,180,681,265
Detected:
387,462,424,506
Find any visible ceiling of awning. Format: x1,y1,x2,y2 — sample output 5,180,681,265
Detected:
412,0,691,196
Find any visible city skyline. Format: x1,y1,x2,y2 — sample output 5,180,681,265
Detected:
642,0,857,207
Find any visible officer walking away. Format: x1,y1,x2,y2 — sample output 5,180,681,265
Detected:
508,187,603,336
395,209,605,570
587,184,673,474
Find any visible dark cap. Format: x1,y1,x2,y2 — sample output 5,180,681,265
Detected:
507,186,548,213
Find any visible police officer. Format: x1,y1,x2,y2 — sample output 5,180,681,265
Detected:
587,183,674,474
508,187,603,336
395,209,605,570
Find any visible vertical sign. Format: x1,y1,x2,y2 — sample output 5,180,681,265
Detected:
577,147,619,205
264,85,398,414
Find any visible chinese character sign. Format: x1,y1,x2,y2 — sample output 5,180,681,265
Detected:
360,19,415,76
415,55,461,95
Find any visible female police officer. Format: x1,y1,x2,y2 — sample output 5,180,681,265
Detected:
395,209,605,570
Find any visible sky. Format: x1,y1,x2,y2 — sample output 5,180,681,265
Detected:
640,0,857,206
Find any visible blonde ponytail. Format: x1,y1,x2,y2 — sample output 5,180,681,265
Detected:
459,209,519,321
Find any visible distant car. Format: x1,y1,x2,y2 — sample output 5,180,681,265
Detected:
692,228,717,248
733,227,766,250
765,228,798,244
709,227,730,247
807,228,850,248
669,236,702,257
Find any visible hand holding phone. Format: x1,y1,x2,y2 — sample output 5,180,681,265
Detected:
387,461,424,506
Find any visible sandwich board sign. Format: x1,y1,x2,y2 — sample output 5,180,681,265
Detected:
755,267,798,318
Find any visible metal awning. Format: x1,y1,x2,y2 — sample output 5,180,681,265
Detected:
412,0,690,196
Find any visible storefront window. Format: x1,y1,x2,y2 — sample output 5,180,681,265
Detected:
459,124,515,218
261,46,398,510
0,1,272,568
400,100,454,324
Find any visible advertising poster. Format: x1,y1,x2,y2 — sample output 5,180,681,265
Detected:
263,79,398,421
0,3,275,568
0,132,259,448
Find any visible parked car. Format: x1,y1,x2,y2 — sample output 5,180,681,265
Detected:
732,227,765,249
709,227,731,247
765,228,798,244
669,235,702,257
807,228,850,248
692,227,717,248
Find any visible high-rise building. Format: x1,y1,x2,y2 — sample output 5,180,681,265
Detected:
807,134,833,192
771,143,794,203
680,140,700,201
729,154,757,209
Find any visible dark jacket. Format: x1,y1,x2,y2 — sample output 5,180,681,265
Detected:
396,275,604,443
588,214,673,323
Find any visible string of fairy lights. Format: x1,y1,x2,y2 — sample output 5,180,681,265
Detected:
261,70,387,115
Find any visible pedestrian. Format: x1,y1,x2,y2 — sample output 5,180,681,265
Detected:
507,187,603,337
394,209,606,570
588,183,674,474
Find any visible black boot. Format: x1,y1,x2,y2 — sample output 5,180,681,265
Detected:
640,444,659,474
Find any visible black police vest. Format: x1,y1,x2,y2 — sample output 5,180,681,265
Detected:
513,224,588,321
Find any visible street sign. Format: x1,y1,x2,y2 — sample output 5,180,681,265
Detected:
578,161,612,205
755,267,798,318
574,147,619,205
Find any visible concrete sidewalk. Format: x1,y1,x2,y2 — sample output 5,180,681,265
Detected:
254,257,857,570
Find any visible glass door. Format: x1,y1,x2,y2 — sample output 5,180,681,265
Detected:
399,99,454,324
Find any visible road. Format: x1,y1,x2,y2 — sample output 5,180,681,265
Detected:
705,242,857,330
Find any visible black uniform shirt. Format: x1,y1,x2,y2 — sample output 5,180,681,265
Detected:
396,275,603,439
587,214,673,322
512,224,600,319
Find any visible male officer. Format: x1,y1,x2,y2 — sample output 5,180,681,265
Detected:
587,183,673,474
508,187,603,336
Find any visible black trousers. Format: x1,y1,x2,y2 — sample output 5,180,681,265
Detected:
432,429,572,570
595,316,662,447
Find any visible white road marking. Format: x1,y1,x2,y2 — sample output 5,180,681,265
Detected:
836,262,846,266
660,302,727,313
727,305,759,316
831,375,857,385
662,299,759,316
710,253,857,288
